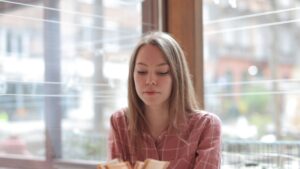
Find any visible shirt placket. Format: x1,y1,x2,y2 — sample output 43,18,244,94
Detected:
145,133,166,160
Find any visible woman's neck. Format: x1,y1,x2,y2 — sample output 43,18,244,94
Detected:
145,106,169,139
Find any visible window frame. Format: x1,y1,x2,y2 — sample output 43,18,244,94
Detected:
164,0,204,108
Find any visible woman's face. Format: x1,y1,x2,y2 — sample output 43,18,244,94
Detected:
134,44,172,108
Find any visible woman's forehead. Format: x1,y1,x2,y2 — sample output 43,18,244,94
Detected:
135,45,168,65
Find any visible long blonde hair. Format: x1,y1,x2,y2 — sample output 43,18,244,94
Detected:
127,31,199,153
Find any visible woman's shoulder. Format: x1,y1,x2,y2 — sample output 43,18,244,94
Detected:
110,108,128,126
188,110,222,126
111,108,127,118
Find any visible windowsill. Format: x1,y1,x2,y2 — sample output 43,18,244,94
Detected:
0,155,99,169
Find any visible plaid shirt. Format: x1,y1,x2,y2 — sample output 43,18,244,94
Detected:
108,109,222,169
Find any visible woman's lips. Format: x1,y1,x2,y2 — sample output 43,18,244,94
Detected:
144,91,157,95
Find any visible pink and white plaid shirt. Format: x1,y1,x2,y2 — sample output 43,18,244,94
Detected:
108,109,222,169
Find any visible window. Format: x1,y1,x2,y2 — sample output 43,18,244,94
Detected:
204,0,300,168
0,0,144,168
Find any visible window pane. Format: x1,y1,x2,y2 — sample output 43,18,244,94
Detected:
204,0,300,168
59,0,142,161
0,0,142,162
0,1,45,158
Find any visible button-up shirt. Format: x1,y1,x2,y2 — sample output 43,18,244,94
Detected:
108,109,222,169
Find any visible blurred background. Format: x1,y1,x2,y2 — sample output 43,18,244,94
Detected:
0,0,299,168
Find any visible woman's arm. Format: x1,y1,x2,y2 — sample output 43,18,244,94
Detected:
193,113,222,169
108,113,124,160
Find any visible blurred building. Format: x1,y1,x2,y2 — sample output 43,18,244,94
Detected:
204,0,300,139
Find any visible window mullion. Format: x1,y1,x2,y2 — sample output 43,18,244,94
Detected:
43,0,62,162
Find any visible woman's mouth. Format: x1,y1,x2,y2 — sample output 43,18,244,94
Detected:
144,91,157,95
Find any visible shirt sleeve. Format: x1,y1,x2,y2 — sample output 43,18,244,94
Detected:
108,113,123,160
193,114,222,169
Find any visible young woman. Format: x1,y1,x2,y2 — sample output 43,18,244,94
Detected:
108,32,222,169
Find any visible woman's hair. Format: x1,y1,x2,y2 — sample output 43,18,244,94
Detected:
127,31,199,154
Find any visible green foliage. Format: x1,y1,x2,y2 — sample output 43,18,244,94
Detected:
241,85,270,114
63,131,107,161
249,113,272,136
240,84,272,137
0,111,8,122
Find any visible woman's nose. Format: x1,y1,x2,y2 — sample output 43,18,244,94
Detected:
146,73,157,86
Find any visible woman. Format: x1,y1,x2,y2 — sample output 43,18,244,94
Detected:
108,32,222,169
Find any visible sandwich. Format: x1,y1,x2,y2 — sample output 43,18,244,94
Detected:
97,158,169,169
143,159,169,169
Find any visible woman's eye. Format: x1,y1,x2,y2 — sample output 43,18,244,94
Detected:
158,71,169,75
137,71,147,74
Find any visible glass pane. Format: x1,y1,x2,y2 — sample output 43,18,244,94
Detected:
0,0,143,162
0,1,45,157
59,0,142,161
204,0,300,168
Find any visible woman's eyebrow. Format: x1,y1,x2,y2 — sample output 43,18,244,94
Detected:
157,63,169,67
136,62,169,67
136,62,147,66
